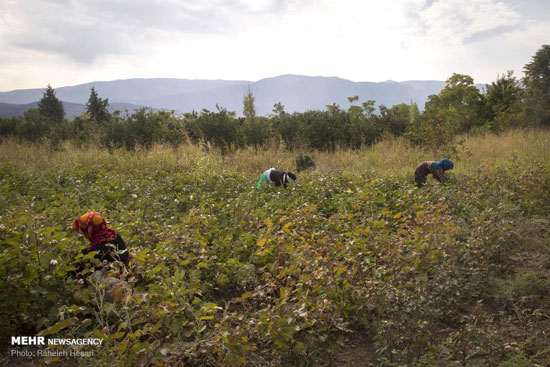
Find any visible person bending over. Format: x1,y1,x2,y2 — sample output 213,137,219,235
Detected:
71,211,131,275
414,158,454,187
257,168,297,189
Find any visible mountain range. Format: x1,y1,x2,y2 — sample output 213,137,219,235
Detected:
0,75,476,119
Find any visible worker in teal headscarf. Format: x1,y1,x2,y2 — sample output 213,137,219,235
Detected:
414,158,454,187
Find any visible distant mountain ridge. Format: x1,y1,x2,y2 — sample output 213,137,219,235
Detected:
0,75,482,118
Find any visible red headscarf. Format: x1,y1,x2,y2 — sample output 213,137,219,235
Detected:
71,212,117,251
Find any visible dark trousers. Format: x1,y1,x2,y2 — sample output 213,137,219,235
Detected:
414,162,430,187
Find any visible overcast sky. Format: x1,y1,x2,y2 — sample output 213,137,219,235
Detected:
1,0,548,91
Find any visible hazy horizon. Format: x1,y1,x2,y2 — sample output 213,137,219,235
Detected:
0,74,453,93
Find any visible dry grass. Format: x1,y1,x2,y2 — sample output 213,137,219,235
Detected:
314,137,425,176
459,128,550,170
1,128,549,179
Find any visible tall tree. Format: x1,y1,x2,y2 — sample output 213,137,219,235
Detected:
409,101,420,125
484,71,524,129
379,103,410,136
486,71,522,114
272,102,285,116
424,73,485,133
346,97,381,148
86,87,110,123
361,100,376,117
242,87,256,121
523,45,550,93
347,95,362,117
272,102,302,149
406,99,455,157
38,84,65,123
523,44,550,125
242,88,269,149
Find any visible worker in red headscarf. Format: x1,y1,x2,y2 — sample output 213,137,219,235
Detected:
71,212,131,273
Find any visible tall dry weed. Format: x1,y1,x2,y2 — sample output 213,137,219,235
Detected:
1,129,548,178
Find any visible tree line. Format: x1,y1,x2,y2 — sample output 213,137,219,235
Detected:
1,45,549,153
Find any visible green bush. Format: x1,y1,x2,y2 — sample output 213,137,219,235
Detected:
512,269,549,298
295,153,316,172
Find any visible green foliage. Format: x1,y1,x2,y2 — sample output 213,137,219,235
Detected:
271,102,300,149
523,44,550,126
68,113,98,147
242,90,273,149
1,142,549,366
184,106,242,154
303,106,349,151
523,44,550,92
243,115,272,150
86,87,111,123
427,73,485,134
99,109,184,150
511,269,549,298
242,89,256,121
38,84,65,123
407,73,488,154
379,103,410,136
15,108,49,142
481,71,525,132
242,88,272,150
485,71,522,118
409,101,421,125
406,112,455,156
0,117,18,138
348,98,381,148
295,153,316,172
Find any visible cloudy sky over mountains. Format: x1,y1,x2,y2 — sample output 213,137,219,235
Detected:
1,0,548,91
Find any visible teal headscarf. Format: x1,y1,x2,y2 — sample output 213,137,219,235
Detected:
431,158,454,171
440,158,454,171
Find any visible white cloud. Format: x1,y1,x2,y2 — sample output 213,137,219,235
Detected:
0,0,548,90
382,0,545,82
415,0,522,45
0,0,304,65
